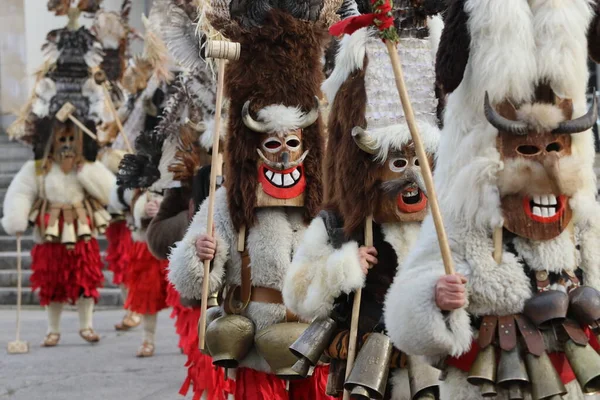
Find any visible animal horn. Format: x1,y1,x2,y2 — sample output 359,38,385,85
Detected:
242,100,270,133
352,127,378,155
553,95,598,134
484,92,529,135
298,96,320,129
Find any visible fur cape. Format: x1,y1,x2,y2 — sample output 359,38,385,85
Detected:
210,9,329,231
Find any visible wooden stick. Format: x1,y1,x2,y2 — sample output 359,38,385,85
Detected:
342,216,373,400
103,86,133,153
69,116,97,141
385,40,454,275
15,233,22,341
198,58,226,351
493,227,503,264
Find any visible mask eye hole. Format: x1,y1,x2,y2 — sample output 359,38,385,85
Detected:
516,145,541,156
389,158,408,172
262,138,282,153
59,137,67,143
546,142,562,153
286,136,301,150
413,158,420,167
69,136,75,142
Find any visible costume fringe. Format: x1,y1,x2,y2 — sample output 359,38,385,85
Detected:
124,241,169,314
30,239,104,306
105,220,134,285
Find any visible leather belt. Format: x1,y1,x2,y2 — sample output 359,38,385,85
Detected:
224,285,298,322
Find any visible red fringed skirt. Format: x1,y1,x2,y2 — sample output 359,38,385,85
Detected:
124,241,169,314
30,239,104,306
233,366,334,400
166,285,200,351
105,220,134,285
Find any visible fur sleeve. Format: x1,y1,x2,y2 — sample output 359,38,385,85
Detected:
283,217,365,321
435,0,469,95
168,187,230,300
2,161,38,236
384,253,473,358
589,1,600,63
573,195,600,290
77,161,116,205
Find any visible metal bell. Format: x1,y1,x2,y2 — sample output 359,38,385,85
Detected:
407,355,440,400
289,317,337,378
344,332,393,400
496,347,529,400
524,352,567,400
254,322,310,380
205,314,255,369
77,219,92,240
28,208,40,226
564,339,600,394
467,345,497,397
569,286,600,328
93,210,109,234
523,290,569,329
61,222,77,249
44,219,60,241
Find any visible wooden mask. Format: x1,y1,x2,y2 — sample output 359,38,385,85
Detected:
52,122,83,174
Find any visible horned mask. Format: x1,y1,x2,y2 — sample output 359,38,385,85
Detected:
242,97,320,208
485,92,598,241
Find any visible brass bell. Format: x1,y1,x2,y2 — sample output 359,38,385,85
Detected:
344,332,393,400
28,208,40,226
407,355,440,400
77,219,92,240
289,317,337,378
569,286,600,330
61,222,77,249
467,345,497,397
44,219,60,242
255,322,310,380
97,207,112,223
206,314,255,368
524,352,566,400
564,339,600,394
496,347,529,400
93,210,109,234
523,290,569,329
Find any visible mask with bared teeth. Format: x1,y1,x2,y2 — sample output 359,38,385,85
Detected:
485,92,598,241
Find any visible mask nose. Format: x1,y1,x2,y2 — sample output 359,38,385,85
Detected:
281,152,290,169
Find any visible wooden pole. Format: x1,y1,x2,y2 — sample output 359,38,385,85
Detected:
385,40,455,275
103,86,134,153
342,216,373,400
68,115,97,141
7,233,29,354
198,59,226,351
493,227,503,264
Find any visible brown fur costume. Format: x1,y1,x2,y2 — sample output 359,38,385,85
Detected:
218,10,328,231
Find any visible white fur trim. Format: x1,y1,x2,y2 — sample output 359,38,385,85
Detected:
77,161,115,206
427,15,444,60
199,115,227,152
368,121,440,162
283,217,365,321
168,187,229,300
255,105,313,134
109,186,133,214
32,78,57,118
322,27,369,103
2,161,38,236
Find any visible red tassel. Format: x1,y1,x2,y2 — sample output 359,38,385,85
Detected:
124,242,169,314
105,221,134,285
329,0,394,37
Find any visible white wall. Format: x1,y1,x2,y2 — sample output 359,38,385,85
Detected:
23,0,150,90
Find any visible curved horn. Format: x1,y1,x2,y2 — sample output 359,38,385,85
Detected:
242,100,269,133
298,96,320,129
352,127,378,154
553,95,598,134
484,92,529,135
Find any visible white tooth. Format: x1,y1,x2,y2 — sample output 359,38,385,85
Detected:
533,195,542,205
533,207,542,217
273,173,282,186
266,170,274,179
541,208,549,218
549,195,557,205
541,196,549,206
291,169,300,180
548,208,556,217
283,174,294,186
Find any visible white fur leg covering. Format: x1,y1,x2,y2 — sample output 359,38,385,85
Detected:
77,297,95,330
46,302,64,334
143,314,158,344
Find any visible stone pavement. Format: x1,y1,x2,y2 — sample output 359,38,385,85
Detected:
0,308,189,400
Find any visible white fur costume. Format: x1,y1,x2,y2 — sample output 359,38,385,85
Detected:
383,1,600,399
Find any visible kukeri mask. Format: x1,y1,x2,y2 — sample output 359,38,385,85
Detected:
242,98,319,208
485,93,597,240
352,128,430,223
53,123,82,174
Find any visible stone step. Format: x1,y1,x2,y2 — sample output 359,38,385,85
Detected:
0,248,109,270
0,173,15,188
0,160,27,175
0,287,123,306
0,270,118,289
0,146,31,161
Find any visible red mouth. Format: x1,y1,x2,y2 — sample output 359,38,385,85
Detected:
258,164,306,200
523,195,567,223
397,188,428,213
